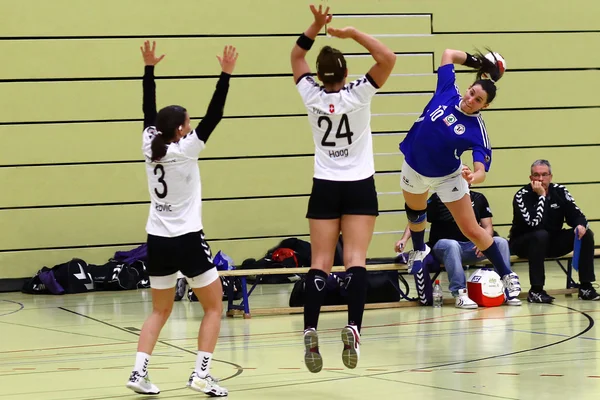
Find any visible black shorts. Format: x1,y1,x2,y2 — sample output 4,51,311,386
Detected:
306,175,379,219
147,230,214,278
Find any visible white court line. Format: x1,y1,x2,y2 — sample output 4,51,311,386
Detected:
372,132,406,136
372,34,433,37
376,92,432,96
348,73,435,78
335,14,431,18
372,112,420,117
345,53,431,58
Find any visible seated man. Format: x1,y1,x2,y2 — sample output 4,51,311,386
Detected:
396,189,521,308
509,159,599,303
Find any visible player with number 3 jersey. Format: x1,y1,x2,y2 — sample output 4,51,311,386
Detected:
126,41,237,397
291,4,396,374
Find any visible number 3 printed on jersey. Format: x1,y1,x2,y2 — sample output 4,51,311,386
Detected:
318,114,354,147
154,164,168,199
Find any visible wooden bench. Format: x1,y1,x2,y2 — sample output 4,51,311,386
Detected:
219,248,600,318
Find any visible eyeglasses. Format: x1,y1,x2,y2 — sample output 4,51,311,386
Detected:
531,173,551,178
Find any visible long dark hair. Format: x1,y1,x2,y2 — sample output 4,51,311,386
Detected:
150,105,187,161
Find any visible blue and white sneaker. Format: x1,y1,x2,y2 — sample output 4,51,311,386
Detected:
454,288,478,309
502,272,522,306
407,245,431,274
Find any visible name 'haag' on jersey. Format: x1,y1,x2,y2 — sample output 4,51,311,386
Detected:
296,73,380,182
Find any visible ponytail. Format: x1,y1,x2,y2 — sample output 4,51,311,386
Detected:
150,133,167,162
150,105,187,162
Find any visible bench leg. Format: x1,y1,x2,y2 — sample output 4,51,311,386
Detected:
556,260,579,290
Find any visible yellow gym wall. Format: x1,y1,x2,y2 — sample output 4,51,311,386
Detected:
1,0,598,278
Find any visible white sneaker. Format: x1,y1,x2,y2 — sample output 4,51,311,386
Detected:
505,297,522,306
502,272,521,300
303,328,323,373
341,325,360,369
187,372,228,397
407,245,431,273
126,371,160,395
454,289,478,309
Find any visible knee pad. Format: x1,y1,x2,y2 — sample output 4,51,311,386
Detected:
405,204,427,224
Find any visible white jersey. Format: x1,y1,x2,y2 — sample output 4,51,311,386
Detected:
297,73,379,181
143,127,206,237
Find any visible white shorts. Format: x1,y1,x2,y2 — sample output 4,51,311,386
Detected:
400,161,469,203
149,267,219,290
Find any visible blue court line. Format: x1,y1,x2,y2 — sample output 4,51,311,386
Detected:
507,328,600,341
0,300,24,317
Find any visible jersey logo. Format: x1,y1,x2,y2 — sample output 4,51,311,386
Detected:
485,155,491,163
443,114,457,126
329,104,335,113
454,124,466,135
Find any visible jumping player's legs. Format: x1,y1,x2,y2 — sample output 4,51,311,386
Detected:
400,161,431,268
339,214,375,369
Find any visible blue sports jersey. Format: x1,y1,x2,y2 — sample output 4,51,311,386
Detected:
399,64,492,178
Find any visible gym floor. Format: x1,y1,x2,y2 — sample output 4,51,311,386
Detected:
0,261,598,400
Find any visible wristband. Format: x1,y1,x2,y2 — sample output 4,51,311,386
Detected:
296,33,315,51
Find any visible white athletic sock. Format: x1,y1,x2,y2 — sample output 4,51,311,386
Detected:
195,351,212,378
134,352,150,375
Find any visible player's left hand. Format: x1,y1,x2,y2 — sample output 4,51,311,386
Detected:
461,165,474,184
473,245,484,259
575,225,587,240
140,40,165,66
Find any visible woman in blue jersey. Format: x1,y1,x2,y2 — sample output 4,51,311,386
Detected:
126,41,237,397
291,5,396,373
398,49,521,302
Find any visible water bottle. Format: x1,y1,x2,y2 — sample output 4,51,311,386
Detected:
432,279,443,308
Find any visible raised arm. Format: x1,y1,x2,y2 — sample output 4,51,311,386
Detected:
440,48,502,82
327,26,396,88
195,46,238,143
140,41,165,129
291,4,331,83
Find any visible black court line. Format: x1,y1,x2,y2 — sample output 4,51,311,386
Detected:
0,182,599,212
193,303,594,396
58,307,244,382
1,105,599,127
1,66,597,84
4,226,600,255
2,142,600,168
0,300,24,317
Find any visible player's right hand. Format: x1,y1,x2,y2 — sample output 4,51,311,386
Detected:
309,4,332,28
531,181,546,196
217,45,238,75
394,239,407,253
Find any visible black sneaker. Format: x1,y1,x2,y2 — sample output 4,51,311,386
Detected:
527,290,555,304
579,287,600,301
